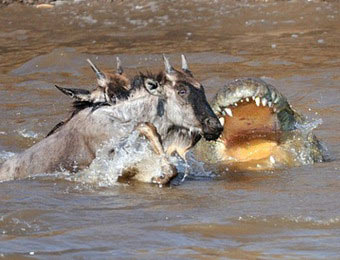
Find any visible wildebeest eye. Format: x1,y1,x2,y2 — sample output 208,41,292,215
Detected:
178,88,187,96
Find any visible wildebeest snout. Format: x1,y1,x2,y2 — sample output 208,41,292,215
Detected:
202,116,223,141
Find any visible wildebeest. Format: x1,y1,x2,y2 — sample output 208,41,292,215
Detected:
0,55,223,184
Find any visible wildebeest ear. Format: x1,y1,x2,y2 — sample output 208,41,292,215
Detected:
181,54,193,77
55,85,91,101
116,57,123,75
144,78,164,96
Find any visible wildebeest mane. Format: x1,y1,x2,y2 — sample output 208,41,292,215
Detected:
106,76,130,101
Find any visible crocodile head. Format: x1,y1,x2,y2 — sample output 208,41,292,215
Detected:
194,78,326,171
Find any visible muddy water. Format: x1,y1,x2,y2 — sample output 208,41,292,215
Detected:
0,0,340,259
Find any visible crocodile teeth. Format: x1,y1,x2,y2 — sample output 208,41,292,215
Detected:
269,156,276,164
271,92,276,101
268,101,272,107
246,97,250,102
233,103,238,107
240,99,244,103
219,116,225,126
252,96,255,101
225,108,233,117
274,97,280,104
262,98,267,106
255,97,261,106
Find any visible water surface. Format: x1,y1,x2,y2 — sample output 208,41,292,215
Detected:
0,0,339,259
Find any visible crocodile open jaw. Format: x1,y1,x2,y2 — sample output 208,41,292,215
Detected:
212,78,295,169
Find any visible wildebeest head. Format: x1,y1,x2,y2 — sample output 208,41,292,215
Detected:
55,56,222,142
155,55,223,141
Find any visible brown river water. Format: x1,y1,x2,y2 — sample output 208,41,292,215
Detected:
0,0,340,259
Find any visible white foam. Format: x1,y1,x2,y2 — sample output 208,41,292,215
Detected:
238,215,340,227
17,129,40,139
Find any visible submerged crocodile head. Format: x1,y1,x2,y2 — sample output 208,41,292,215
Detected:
194,78,327,171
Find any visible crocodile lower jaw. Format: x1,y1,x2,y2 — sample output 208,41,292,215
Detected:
215,139,295,171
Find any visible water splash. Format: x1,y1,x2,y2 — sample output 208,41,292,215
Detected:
295,118,323,132
185,152,218,179
66,132,216,186
279,118,327,165
70,131,178,187
0,151,15,164
16,129,40,139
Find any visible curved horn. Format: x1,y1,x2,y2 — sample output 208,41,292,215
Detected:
87,59,106,81
162,54,173,74
116,57,123,75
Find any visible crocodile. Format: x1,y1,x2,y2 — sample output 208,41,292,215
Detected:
193,77,328,172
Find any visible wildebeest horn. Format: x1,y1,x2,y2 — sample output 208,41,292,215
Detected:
181,54,193,76
116,57,123,75
87,59,107,87
181,54,189,71
162,54,174,74
87,59,106,81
